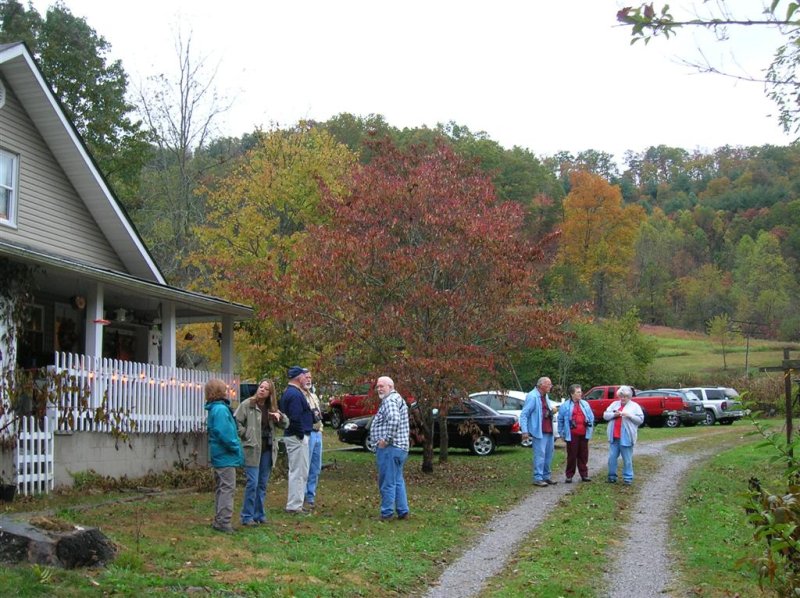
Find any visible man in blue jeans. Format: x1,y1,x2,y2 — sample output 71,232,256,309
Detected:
304,373,323,510
520,376,558,487
369,376,410,521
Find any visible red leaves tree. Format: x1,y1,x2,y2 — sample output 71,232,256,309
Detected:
248,140,566,472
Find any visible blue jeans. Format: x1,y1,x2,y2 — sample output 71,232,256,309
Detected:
532,433,555,482
241,450,273,523
305,430,323,504
376,445,409,518
608,440,634,482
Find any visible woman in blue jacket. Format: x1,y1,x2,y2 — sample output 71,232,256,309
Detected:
557,384,595,482
205,378,244,533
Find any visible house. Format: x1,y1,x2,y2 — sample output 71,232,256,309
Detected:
0,42,253,494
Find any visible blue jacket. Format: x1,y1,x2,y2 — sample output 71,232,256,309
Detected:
557,399,595,441
205,399,244,468
520,387,557,439
279,384,313,437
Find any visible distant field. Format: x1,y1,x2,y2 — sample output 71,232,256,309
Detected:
642,325,800,380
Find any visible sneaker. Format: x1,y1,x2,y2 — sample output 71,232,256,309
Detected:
623,480,632,486
379,514,394,521
545,479,558,485
285,508,311,516
304,502,316,511
254,519,267,525
607,478,617,484
397,513,409,520
211,523,235,533
581,477,592,482
533,480,548,487
565,478,573,484
240,520,257,527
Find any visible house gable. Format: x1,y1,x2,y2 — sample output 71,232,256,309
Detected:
0,43,163,283
0,76,126,271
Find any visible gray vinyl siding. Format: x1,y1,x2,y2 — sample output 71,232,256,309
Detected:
0,79,125,271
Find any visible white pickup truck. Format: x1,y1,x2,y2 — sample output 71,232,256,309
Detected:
684,387,748,425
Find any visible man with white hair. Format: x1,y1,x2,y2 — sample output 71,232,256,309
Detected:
369,376,410,521
603,385,644,485
520,376,558,487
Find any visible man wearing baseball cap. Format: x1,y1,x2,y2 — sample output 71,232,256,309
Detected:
279,365,313,513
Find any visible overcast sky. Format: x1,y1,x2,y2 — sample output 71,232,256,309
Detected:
31,0,794,160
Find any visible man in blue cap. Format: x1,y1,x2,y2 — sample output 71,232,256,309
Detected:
279,365,313,513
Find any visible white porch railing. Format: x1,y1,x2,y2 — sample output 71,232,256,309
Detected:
53,352,239,434
0,413,54,496
15,414,54,495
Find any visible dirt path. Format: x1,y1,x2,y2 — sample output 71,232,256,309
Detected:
423,433,731,598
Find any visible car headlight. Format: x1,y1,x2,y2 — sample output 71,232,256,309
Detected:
343,423,358,431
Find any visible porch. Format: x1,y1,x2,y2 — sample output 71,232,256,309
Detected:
1,351,240,496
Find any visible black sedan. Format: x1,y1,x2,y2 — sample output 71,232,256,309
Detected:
337,399,522,456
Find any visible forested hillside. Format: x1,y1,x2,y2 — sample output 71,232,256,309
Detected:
4,1,799,386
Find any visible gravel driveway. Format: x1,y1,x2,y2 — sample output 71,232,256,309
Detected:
423,434,724,598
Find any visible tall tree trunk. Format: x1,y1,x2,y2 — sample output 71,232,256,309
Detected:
421,409,434,473
438,411,449,463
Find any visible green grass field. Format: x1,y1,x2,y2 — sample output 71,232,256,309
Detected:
0,424,781,597
643,324,800,381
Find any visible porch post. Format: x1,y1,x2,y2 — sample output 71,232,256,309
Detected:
221,315,234,374
85,283,104,358
161,302,176,368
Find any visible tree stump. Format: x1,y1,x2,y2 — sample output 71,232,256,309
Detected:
0,516,115,568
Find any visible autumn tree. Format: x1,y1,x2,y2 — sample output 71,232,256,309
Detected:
557,171,646,315
732,231,796,336
247,140,567,473
188,126,356,378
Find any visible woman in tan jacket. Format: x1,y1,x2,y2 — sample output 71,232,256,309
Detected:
234,378,288,525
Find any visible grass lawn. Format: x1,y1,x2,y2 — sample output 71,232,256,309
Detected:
668,424,784,597
0,423,785,596
642,324,800,380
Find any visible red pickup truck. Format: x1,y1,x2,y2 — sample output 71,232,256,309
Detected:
583,385,686,428
327,391,378,429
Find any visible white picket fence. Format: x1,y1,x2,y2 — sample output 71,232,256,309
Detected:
0,413,54,496
14,414,54,496
52,352,239,434
1,353,240,495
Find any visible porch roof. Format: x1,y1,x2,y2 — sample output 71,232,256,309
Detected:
0,240,254,322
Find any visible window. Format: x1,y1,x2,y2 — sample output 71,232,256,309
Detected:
0,149,19,226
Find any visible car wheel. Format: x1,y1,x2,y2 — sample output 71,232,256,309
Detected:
665,414,681,428
363,436,377,453
720,419,734,426
330,408,343,430
470,434,496,456
705,410,716,426
521,436,533,448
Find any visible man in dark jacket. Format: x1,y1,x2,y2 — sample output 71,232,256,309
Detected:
279,365,313,513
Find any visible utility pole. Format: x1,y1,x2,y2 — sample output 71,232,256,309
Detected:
760,348,795,458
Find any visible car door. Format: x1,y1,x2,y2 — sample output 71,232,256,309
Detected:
446,401,481,448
